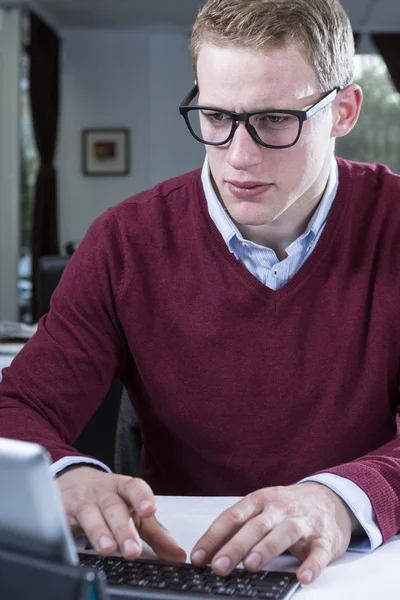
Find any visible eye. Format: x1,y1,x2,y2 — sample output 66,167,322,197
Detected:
252,113,295,129
267,115,288,124
201,110,230,123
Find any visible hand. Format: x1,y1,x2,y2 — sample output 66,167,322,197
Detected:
57,465,186,562
191,482,358,585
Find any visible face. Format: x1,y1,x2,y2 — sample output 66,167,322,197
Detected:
196,43,337,239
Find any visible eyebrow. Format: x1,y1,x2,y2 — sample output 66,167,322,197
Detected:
199,102,303,112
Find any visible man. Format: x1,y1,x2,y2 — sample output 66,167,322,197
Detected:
0,0,399,587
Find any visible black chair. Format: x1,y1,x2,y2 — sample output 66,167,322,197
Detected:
38,255,124,471
114,389,142,477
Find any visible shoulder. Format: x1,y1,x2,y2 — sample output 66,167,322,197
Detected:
336,157,400,194
114,168,202,218
81,169,206,268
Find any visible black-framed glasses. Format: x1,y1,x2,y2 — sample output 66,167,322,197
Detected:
179,85,341,149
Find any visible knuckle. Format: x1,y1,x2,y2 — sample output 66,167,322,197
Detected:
109,522,133,540
248,489,265,503
310,544,332,571
119,476,146,498
99,493,124,514
75,500,96,520
285,500,300,517
228,541,248,559
310,555,325,573
227,507,247,526
62,488,86,509
253,514,272,537
265,538,280,556
286,519,302,539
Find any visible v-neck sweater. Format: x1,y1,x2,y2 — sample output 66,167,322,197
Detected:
0,157,399,542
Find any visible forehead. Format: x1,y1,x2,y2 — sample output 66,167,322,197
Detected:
196,43,318,108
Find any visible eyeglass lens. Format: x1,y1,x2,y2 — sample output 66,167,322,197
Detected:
186,109,301,146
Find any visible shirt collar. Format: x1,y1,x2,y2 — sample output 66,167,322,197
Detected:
201,154,339,252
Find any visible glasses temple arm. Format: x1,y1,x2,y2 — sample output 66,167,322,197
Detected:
180,84,199,107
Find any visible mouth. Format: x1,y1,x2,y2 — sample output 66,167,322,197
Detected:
226,180,273,199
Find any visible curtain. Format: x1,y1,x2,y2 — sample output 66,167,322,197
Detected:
29,12,60,321
371,34,400,93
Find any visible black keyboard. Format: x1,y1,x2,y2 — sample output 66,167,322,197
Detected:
79,553,300,600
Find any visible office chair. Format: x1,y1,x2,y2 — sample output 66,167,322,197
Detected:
114,389,142,477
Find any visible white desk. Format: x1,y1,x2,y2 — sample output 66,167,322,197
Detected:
138,496,400,600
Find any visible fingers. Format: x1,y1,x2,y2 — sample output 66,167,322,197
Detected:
242,519,303,573
116,476,157,519
295,541,331,585
140,515,187,562
61,469,185,562
74,500,118,555
76,492,141,558
78,475,155,558
210,518,304,576
191,499,260,566
98,492,143,558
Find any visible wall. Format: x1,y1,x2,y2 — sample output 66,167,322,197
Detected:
0,8,21,321
148,32,205,188
58,28,205,249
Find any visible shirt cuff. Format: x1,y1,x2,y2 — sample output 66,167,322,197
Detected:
298,472,383,552
50,456,112,478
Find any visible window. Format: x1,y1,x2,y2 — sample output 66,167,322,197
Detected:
19,52,38,323
336,53,400,174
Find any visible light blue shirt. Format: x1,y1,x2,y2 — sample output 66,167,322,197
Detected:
53,156,382,553
201,154,382,552
202,154,338,290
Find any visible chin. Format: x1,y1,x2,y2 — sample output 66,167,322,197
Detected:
227,203,274,227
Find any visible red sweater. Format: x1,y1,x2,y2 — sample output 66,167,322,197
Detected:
0,158,399,542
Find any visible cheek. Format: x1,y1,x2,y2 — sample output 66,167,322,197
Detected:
205,148,224,180
271,122,330,190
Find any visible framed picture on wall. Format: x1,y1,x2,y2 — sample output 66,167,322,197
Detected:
82,128,130,176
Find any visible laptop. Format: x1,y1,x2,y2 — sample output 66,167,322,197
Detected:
0,437,300,600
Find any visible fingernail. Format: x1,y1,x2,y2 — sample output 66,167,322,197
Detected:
191,548,207,564
139,500,153,512
245,552,262,569
124,539,140,555
98,535,114,551
214,556,231,574
301,569,313,584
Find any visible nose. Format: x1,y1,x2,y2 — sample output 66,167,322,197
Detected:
225,122,263,171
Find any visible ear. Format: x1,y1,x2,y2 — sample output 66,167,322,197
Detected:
331,84,363,138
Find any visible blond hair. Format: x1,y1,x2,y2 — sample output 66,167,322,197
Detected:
190,0,355,92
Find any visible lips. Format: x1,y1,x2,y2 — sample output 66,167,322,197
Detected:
228,179,269,187
226,180,272,199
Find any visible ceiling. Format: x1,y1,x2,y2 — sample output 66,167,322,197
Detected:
1,0,399,31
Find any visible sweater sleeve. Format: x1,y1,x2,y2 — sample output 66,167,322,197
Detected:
0,209,127,463
314,434,400,544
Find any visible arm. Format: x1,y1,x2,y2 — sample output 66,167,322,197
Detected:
0,210,186,562
313,435,400,544
0,209,127,461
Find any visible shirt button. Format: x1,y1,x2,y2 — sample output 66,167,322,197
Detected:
273,269,278,276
